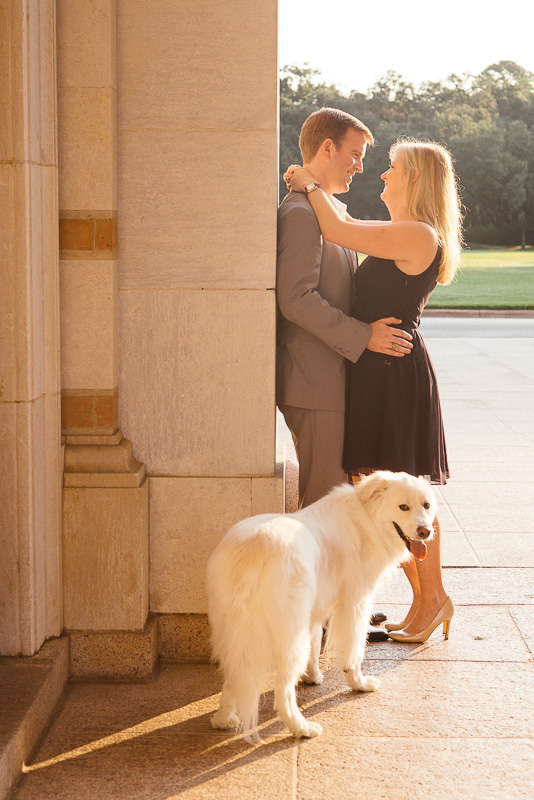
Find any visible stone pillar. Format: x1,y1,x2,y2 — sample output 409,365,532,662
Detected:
56,0,151,678
117,0,281,658
56,0,119,435
0,0,62,656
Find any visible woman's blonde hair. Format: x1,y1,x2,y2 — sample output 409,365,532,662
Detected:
390,139,463,285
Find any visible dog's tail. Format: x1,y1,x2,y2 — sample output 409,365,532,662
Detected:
207,533,277,743
227,657,265,744
209,598,270,744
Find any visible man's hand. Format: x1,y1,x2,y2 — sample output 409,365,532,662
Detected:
367,317,413,357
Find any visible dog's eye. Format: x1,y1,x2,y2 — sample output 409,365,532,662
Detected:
423,502,431,509
399,504,410,511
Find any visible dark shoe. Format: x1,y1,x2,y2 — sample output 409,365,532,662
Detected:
367,625,389,642
370,611,387,626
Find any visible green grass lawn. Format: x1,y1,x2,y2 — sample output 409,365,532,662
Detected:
427,248,534,309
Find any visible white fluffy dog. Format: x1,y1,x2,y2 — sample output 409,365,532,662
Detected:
206,471,436,743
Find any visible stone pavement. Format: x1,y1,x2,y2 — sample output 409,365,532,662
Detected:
9,326,534,800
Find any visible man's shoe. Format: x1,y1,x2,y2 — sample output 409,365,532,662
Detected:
367,625,389,642
370,611,387,626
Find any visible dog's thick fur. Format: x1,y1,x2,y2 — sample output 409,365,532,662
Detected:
206,471,436,743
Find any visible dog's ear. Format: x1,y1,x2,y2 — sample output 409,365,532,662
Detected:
359,473,388,505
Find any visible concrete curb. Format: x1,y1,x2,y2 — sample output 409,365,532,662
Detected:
424,309,534,318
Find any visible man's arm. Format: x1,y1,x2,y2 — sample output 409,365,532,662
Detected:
277,201,371,362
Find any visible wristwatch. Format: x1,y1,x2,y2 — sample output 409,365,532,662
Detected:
304,182,321,194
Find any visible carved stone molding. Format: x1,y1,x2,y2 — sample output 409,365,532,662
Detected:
63,431,145,488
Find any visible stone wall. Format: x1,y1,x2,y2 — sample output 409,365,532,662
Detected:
116,0,282,626
1,0,281,667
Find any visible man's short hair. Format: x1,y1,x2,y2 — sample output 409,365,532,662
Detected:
299,107,374,163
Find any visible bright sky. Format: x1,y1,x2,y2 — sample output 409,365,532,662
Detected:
279,0,534,93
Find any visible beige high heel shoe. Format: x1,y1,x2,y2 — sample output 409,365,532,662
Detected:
385,607,418,632
388,597,454,643
385,621,406,632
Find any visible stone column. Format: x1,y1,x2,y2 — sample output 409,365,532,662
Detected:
56,0,153,678
117,0,282,659
0,0,62,656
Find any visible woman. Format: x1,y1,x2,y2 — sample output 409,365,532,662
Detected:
285,139,463,642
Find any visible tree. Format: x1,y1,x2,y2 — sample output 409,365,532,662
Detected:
279,65,349,197
279,61,534,246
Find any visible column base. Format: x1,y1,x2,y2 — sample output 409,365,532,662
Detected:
158,614,211,662
68,615,158,681
63,431,149,631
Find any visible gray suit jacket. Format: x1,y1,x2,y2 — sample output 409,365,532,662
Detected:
276,192,371,411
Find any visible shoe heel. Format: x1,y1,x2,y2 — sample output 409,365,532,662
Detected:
443,618,451,640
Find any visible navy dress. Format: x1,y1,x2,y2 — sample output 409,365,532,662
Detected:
343,247,449,484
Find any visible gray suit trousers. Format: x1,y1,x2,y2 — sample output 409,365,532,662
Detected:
279,404,347,509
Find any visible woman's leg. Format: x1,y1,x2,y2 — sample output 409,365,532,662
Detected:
401,515,449,634
394,557,421,629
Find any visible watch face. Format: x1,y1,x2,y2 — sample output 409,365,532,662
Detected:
305,183,317,193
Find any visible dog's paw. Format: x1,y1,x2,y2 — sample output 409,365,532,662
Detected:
211,711,240,730
344,668,380,693
302,668,324,685
359,675,380,693
292,719,323,739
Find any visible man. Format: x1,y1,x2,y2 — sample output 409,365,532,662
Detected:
277,108,413,639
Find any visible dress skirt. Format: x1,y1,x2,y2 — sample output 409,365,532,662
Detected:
342,330,449,484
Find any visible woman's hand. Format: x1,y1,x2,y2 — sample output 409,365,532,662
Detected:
283,165,315,193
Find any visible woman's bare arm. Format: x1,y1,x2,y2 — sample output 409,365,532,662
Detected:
345,215,392,226
286,167,437,273
309,189,435,269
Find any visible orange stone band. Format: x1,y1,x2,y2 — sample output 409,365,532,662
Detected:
59,215,117,255
62,390,118,431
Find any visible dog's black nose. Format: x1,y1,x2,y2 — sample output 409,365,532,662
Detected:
417,526,432,539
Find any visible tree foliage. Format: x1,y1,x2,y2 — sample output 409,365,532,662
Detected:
279,61,534,246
